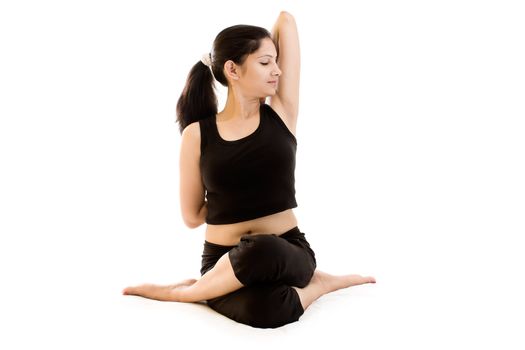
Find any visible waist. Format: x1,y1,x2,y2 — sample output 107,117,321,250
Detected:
204,208,298,246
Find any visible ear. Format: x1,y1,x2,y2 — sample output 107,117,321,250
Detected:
223,60,240,81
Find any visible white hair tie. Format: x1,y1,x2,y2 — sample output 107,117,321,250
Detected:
201,53,212,67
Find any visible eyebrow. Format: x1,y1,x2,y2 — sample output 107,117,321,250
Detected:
258,54,277,59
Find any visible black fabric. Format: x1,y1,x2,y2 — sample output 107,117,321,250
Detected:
199,103,298,225
200,226,316,328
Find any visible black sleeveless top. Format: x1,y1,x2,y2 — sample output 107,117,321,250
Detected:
199,103,298,225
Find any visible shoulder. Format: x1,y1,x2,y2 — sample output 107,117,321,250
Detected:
182,121,201,142
181,121,202,155
182,121,201,137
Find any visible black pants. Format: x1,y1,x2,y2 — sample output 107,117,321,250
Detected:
200,226,317,328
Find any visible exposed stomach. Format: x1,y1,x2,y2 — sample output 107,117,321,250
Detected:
204,209,298,246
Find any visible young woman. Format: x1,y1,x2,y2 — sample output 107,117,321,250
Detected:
123,11,375,328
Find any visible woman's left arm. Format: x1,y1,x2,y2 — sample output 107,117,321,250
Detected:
269,11,301,130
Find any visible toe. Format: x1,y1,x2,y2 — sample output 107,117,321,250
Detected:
122,287,136,295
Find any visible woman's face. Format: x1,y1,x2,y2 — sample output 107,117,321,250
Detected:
236,38,282,98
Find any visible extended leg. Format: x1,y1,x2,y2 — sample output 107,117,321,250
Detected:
123,253,243,302
293,270,376,310
122,278,197,301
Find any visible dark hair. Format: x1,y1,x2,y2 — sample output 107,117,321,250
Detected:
175,24,272,134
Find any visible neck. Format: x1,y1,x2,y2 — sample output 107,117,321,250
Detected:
219,88,261,121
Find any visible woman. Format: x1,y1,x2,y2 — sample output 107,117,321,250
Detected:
123,11,375,328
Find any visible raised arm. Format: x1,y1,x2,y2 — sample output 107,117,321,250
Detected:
269,11,301,133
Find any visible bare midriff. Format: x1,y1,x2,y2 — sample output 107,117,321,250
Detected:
204,209,298,246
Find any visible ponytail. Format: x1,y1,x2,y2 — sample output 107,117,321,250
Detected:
175,61,218,134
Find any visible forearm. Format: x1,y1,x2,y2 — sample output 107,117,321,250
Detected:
195,201,208,227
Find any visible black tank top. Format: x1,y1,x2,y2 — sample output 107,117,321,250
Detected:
199,103,298,225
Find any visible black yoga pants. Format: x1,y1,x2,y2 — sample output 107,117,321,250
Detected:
200,226,317,328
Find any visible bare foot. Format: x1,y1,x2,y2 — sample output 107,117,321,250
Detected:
293,270,376,310
312,270,376,294
122,278,197,302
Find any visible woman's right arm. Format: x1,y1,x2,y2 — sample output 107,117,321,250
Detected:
179,122,207,228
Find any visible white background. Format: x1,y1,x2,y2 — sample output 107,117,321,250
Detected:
1,0,524,349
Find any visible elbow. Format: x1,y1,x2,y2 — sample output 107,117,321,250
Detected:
183,216,203,229
185,222,201,229
279,11,295,22
182,204,207,229
182,202,208,228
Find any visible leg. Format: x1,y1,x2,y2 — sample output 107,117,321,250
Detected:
207,283,304,328
293,270,376,310
123,253,244,302
229,230,316,287
200,230,315,328
122,278,197,301
123,227,315,303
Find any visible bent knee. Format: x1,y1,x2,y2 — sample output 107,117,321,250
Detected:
245,289,303,328
232,234,286,262
229,235,286,284
209,284,304,328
